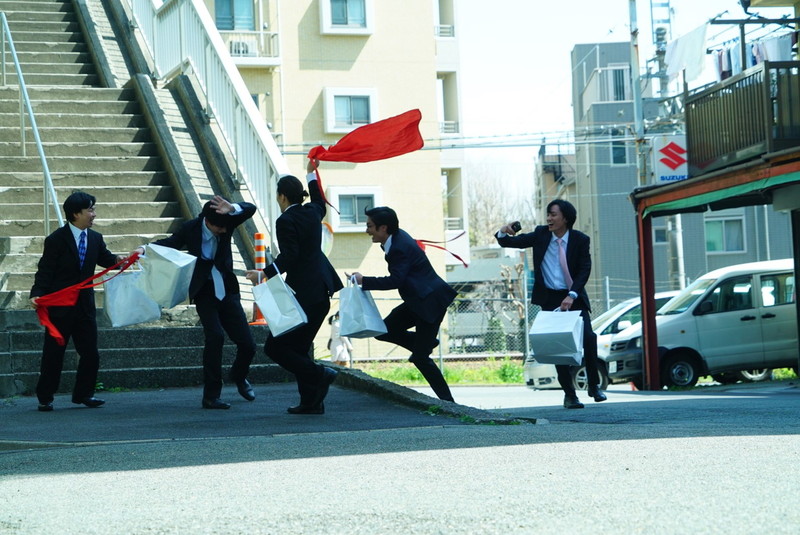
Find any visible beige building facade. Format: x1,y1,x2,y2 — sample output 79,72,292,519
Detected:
204,0,467,355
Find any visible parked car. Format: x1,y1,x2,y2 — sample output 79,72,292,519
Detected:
606,259,796,389
523,291,679,390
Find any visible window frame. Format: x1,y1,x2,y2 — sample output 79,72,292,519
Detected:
323,88,377,134
327,186,382,233
320,0,374,35
704,216,746,254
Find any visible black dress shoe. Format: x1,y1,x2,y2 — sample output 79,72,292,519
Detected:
38,402,53,412
312,367,338,407
563,395,585,409
72,397,105,408
202,398,231,410
588,388,608,402
287,403,324,415
235,379,256,401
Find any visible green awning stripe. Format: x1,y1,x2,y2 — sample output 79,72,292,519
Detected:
642,171,800,218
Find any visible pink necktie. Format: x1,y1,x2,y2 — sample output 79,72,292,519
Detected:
557,238,573,289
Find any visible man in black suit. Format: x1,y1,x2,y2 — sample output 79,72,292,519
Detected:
246,160,343,414
496,199,606,408
133,196,257,409
30,191,124,411
352,206,455,402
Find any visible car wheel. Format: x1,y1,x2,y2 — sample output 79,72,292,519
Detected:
712,373,738,385
736,369,772,382
571,363,609,391
661,353,699,388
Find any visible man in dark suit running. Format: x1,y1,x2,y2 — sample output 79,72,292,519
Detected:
133,196,257,409
352,206,455,402
496,199,607,409
30,191,124,411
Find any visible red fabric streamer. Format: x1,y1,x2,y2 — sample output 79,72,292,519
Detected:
416,231,469,268
34,252,140,346
307,109,424,163
307,109,425,213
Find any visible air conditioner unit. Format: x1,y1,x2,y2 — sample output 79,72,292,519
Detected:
229,39,258,57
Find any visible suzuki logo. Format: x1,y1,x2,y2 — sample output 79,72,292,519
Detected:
659,142,687,170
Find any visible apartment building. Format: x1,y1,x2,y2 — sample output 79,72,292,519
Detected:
568,40,793,310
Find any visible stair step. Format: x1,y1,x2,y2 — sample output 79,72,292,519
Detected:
2,73,100,86
11,51,91,65
7,61,95,75
0,99,140,114
0,0,72,11
0,112,148,128
0,234,171,255
6,21,82,33
4,41,88,54
0,156,163,172
0,171,171,187
0,216,183,237
5,31,84,43
0,87,135,100
4,201,182,221
0,127,152,143
2,10,76,23
0,185,173,203
0,142,160,158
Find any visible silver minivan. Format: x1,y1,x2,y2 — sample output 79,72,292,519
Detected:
607,259,797,388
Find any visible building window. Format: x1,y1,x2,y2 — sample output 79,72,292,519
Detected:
215,0,254,31
653,226,667,244
327,186,382,232
610,128,627,165
338,195,373,225
705,218,744,253
324,88,377,133
320,0,374,35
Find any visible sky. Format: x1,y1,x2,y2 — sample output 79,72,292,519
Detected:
452,0,796,174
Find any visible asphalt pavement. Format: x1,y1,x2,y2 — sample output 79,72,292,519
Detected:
1,372,799,534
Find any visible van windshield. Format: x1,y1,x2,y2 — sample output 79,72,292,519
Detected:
659,278,716,315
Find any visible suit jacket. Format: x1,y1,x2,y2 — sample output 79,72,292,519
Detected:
30,224,118,318
153,203,256,299
266,181,342,307
361,228,457,324
496,225,593,312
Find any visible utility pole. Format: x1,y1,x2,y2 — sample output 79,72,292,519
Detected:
629,0,647,188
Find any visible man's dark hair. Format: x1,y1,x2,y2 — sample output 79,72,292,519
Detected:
201,200,230,227
63,191,96,222
547,199,577,229
277,175,308,205
364,206,399,235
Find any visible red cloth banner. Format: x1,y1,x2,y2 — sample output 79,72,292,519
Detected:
416,231,468,268
307,109,424,163
34,252,141,346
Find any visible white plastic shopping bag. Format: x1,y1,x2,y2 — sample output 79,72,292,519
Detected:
339,276,387,338
528,309,584,365
138,243,197,308
252,264,308,337
103,267,162,327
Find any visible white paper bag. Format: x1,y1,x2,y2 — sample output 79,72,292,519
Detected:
339,278,387,338
528,310,584,365
138,243,197,308
252,265,308,337
103,267,162,327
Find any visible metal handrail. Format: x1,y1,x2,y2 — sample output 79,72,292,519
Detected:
0,12,63,234
124,0,289,246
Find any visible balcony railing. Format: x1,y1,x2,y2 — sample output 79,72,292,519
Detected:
435,25,454,38
219,30,280,61
440,120,459,134
685,61,800,176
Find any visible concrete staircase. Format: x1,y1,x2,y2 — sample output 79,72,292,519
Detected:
0,0,278,396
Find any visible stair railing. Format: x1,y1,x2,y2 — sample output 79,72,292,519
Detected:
123,0,289,238
0,12,63,235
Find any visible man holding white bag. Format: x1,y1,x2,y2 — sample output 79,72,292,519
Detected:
132,196,257,410
496,199,606,409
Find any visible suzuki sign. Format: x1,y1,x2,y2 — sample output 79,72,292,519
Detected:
651,135,688,184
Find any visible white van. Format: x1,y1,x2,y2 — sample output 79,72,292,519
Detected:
606,259,797,388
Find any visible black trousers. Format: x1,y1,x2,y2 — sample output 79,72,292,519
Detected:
540,289,600,397
265,293,330,406
36,308,100,404
375,302,454,402
194,284,256,400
